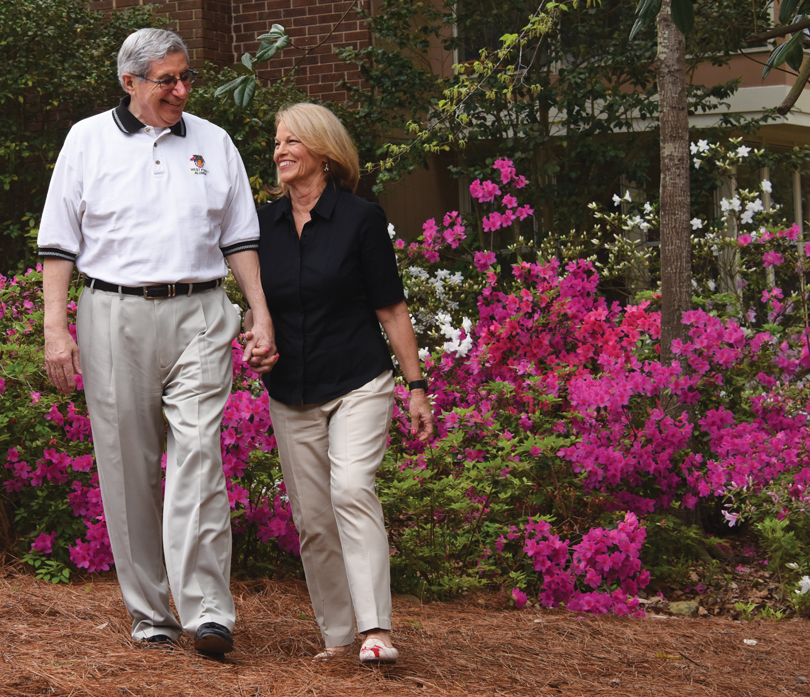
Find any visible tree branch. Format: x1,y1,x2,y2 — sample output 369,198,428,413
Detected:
747,17,810,43
280,0,359,80
778,55,810,115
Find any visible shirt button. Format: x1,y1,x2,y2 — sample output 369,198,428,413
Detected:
153,143,158,148
155,160,160,165
145,127,151,132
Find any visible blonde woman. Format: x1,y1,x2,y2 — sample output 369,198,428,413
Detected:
246,103,433,663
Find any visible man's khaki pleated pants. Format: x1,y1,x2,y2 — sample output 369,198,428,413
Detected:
268,371,395,647
76,285,240,640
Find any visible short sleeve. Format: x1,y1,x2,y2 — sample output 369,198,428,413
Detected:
359,203,405,310
38,127,84,261
218,136,260,255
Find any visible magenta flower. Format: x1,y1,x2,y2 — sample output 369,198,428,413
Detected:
763,251,783,267
474,251,497,271
738,233,752,246
511,587,528,609
31,531,57,554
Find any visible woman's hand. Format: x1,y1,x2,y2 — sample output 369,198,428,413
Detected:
408,389,434,442
242,308,279,374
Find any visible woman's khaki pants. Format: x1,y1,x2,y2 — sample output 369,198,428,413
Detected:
269,371,395,647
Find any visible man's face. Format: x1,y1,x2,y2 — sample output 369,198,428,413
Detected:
122,52,190,128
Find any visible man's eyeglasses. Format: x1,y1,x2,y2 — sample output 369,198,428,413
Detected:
139,69,198,91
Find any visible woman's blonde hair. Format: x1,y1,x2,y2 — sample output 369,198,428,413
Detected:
270,103,359,197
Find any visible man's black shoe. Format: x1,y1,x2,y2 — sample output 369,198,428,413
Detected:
194,622,234,655
140,634,177,648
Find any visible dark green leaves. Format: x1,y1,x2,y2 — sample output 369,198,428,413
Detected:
630,0,693,40
670,0,694,36
630,0,662,41
255,24,290,63
779,0,802,26
763,30,804,78
218,24,289,108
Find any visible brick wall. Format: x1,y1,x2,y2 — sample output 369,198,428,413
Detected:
90,0,373,103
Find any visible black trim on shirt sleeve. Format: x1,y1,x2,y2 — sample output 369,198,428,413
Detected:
38,247,77,263
221,240,260,256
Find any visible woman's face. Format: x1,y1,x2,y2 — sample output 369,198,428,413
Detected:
274,122,326,191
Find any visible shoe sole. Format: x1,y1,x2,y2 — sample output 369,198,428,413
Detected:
194,634,234,654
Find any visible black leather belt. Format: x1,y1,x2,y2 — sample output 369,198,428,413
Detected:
85,276,222,299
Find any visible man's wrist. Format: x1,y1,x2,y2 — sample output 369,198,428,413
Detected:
408,379,428,392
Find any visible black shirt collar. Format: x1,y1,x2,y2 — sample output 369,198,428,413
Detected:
273,180,341,222
112,95,186,137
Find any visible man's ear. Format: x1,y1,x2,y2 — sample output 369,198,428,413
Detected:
121,74,137,95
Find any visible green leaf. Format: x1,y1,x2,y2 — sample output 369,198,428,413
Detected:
241,52,255,71
234,78,257,108
257,24,287,43
786,36,805,72
629,0,662,40
763,31,804,78
779,0,801,25
214,75,247,97
255,42,278,63
671,0,694,35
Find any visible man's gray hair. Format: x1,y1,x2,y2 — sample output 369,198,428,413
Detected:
117,28,189,89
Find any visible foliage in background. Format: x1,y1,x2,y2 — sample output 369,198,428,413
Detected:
336,0,770,242
0,0,160,275
4,161,809,616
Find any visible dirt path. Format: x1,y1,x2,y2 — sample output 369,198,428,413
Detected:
1,571,808,696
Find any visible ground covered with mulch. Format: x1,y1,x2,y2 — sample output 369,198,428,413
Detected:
2,564,810,697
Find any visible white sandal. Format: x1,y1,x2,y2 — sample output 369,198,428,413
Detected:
359,636,399,664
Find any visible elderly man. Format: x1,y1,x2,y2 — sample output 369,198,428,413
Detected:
37,28,276,656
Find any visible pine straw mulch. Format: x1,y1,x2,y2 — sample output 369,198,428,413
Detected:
3,567,810,697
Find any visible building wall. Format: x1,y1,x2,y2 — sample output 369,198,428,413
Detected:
90,0,373,103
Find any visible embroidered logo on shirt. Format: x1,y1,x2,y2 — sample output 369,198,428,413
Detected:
189,154,208,175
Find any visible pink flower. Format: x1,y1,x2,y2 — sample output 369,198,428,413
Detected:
763,251,783,267
30,391,41,405
474,251,497,271
511,587,528,609
738,233,752,246
31,531,57,554
502,194,518,209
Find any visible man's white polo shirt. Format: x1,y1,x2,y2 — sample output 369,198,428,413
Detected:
38,96,260,286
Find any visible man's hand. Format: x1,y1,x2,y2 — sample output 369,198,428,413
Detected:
243,308,279,374
44,328,82,395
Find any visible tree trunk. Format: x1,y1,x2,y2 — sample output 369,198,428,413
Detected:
655,2,700,527
655,0,692,370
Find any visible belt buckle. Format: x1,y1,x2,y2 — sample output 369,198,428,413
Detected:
143,284,175,299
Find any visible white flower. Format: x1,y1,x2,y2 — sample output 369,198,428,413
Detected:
388,223,396,239
698,139,710,152
691,217,703,230
639,221,651,231
761,179,772,193
737,145,751,158
797,576,810,595
644,202,653,213
720,197,741,213
612,194,622,206
740,210,754,225
448,272,464,285
434,269,451,280
627,215,643,228
707,279,716,291
787,562,800,570
693,158,702,169
418,347,430,361
405,267,429,280
690,142,699,155
624,190,633,202
746,199,764,213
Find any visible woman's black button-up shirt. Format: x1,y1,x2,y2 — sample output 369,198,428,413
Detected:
257,183,405,406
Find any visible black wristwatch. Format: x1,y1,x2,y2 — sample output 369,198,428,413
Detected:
408,379,428,392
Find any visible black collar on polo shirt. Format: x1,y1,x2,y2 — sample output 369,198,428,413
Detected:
112,95,187,137
272,179,341,223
